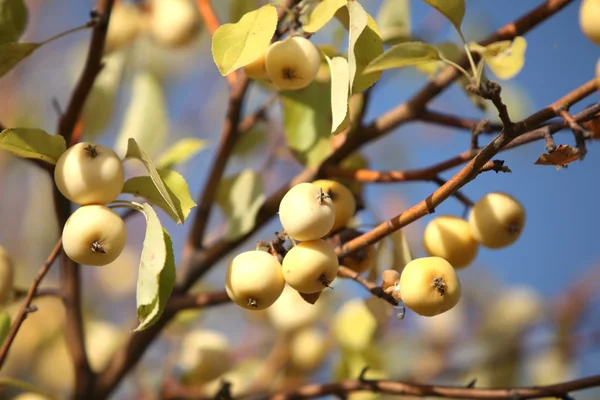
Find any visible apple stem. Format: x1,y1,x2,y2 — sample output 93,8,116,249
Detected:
91,240,106,254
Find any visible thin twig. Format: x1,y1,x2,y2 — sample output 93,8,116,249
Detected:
0,240,62,369
419,109,503,133
557,108,591,158
254,373,600,400
338,266,399,306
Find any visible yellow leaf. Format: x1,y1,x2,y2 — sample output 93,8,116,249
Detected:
157,138,209,170
211,4,278,76
474,37,527,81
332,298,378,351
347,0,368,94
304,0,346,33
353,14,383,93
377,0,411,44
421,0,465,30
363,41,440,73
325,55,350,134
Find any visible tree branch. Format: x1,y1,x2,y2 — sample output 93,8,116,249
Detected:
0,240,62,370
254,373,600,400
418,109,503,133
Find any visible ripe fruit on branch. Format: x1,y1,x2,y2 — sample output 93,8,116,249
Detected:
580,0,600,46
149,0,200,48
422,215,479,269
265,36,321,90
279,182,335,241
468,192,525,249
225,250,285,310
282,239,339,294
289,327,327,372
54,142,124,205
312,180,357,234
104,2,143,53
62,205,127,266
399,257,461,317
243,53,268,80
179,330,233,383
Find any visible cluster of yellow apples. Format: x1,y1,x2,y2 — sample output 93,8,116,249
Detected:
243,35,321,90
579,0,600,80
54,142,127,267
104,0,200,54
226,180,357,311
389,192,526,318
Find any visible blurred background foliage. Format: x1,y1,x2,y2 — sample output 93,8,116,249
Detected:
0,0,599,399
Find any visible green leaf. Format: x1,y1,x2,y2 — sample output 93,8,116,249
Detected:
134,203,176,332
363,41,440,73
216,170,265,240
115,71,168,160
124,138,186,224
325,55,349,134
332,298,378,351
0,42,39,78
229,0,259,25
0,377,60,400
211,4,278,76
346,0,366,94
0,0,28,44
474,37,527,81
280,79,333,167
421,0,465,30
0,311,10,346
156,138,209,170
377,0,411,44
303,0,346,33
122,169,196,223
0,128,66,164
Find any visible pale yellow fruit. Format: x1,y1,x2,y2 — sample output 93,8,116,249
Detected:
33,335,72,392
105,2,142,53
62,205,127,266
149,0,200,48
226,250,285,310
312,180,356,233
265,36,321,90
243,53,268,80
468,192,525,249
0,246,14,305
289,328,327,372
266,284,323,333
86,320,123,372
54,142,124,205
279,182,335,241
580,0,600,46
179,330,233,383
399,257,461,317
422,215,479,269
282,239,339,294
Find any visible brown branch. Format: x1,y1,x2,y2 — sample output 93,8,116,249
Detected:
0,240,62,370
254,373,600,400
57,1,114,145
430,176,475,209
557,108,591,158
197,0,220,36
167,290,231,311
418,109,503,133
335,80,597,259
338,266,399,306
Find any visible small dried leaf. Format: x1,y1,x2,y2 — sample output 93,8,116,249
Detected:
299,291,322,305
534,144,581,169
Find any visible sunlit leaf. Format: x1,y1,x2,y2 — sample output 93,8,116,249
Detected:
115,70,168,160
156,138,209,170
390,229,413,272
0,128,66,164
0,0,28,44
0,42,39,78
325,55,350,134
280,79,333,167
364,41,440,73
377,0,411,44
421,0,465,30
304,0,346,33
211,4,278,76
122,169,197,223
124,138,186,223
134,203,175,332
216,170,265,240
472,36,527,81
346,0,367,94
